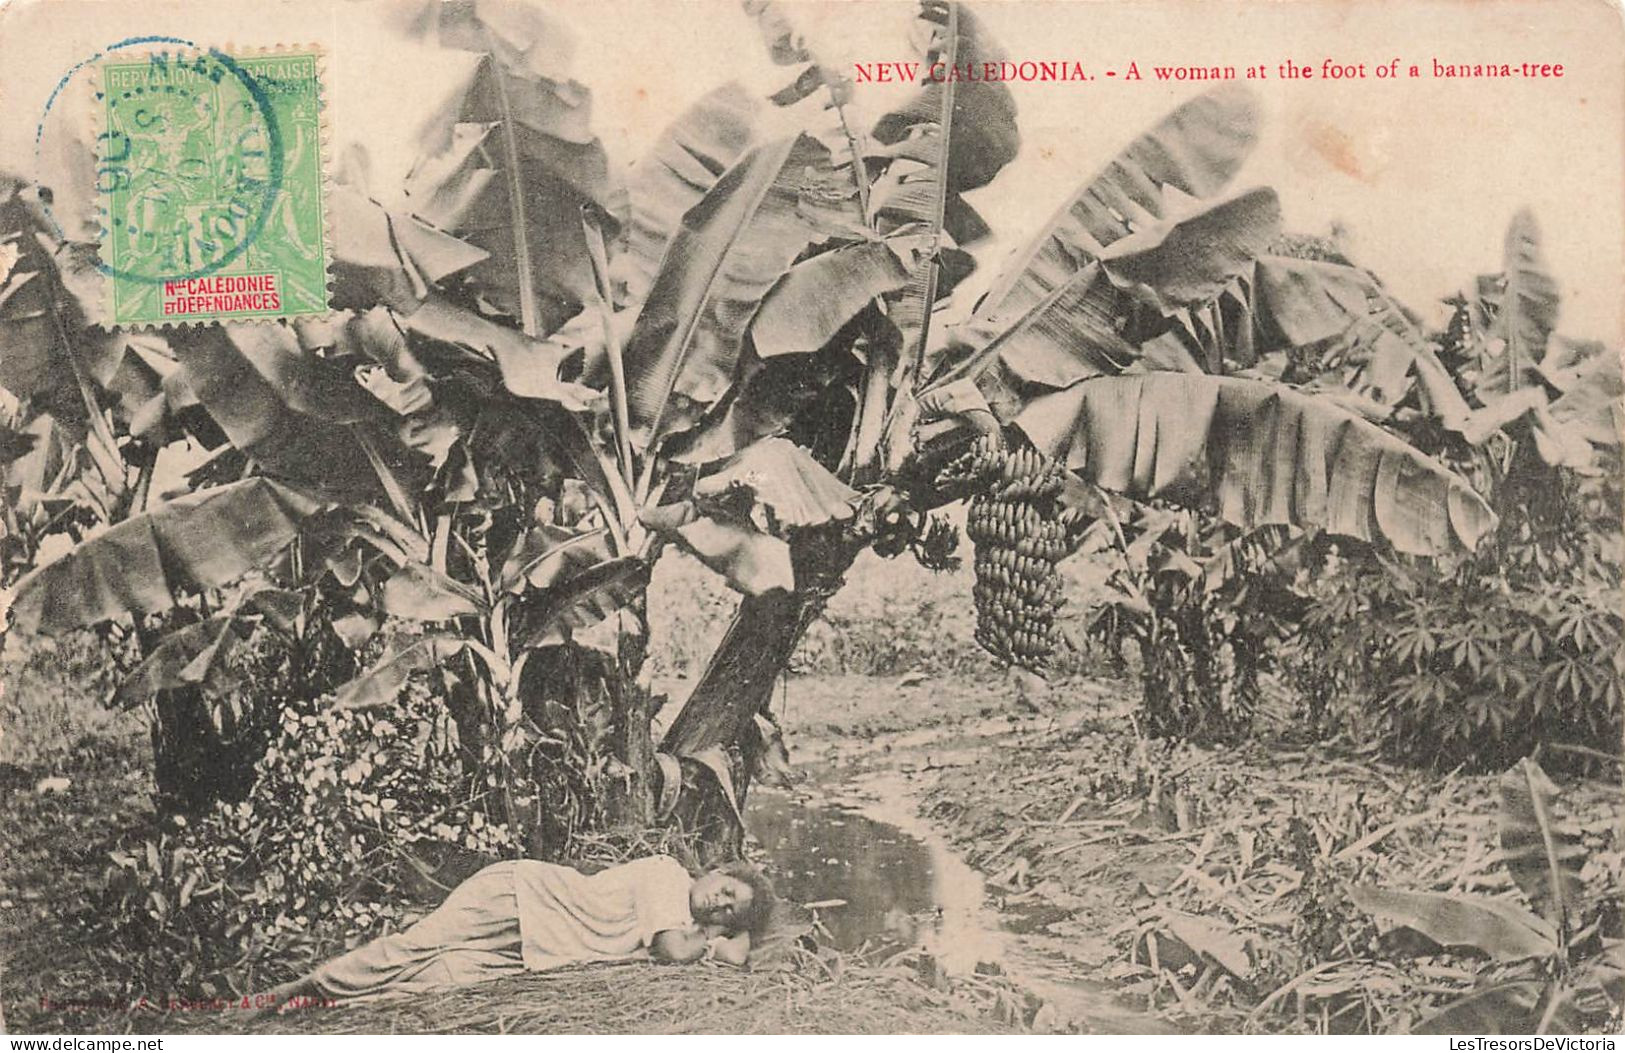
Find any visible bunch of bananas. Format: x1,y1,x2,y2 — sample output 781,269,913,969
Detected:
941,436,1088,670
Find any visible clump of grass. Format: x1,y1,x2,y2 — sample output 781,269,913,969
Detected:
158,949,1022,1035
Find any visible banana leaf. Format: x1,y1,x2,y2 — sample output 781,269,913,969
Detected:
1499,758,1587,942
513,556,649,650
1101,189,1282,313
401,0,617,334
399,295,597,409
380,562,486,622
1014,373,1496,557
0,178,132,495
750,235,924,359
167,323,408,499
616,83,763,311
743,0,854,109
621,133,836,448
331,633,468,710
1351,885,1557,961
1547,350,1624,448
871,2,1019,196
954,85,1260,364
0,424,37,466
7,478,325,635
868,3,1018,390
667,341,849,465
498,524,610,594
1477,209,1560,397
658,514,795,596
329,184,489,315
691,436,858,528
956,191,1282,417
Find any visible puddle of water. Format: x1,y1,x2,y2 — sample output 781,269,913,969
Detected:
746,787,998,972
746,777,1174,1033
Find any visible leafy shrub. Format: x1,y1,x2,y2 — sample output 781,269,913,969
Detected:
1288,550,1621,772
1087,513,1303,745
1282,431,1623,772
90,681,517,998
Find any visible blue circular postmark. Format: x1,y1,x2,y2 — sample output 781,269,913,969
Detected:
33,38,285,287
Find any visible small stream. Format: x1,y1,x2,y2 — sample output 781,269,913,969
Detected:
746,781,1168,1032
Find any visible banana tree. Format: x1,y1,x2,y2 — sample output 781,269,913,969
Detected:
0,0,999,846
5,1,1503,855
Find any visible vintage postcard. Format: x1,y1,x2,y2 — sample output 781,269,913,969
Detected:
1,0,1621,1039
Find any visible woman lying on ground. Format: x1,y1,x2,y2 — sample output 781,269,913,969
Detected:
256,854,773,1009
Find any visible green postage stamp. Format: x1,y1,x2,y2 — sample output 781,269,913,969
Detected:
95,48,329,326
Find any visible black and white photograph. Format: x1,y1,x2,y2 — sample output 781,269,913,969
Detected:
0,0,1621,1037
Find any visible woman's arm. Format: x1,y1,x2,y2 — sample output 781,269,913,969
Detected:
709,931,751,967
650,925,711,963
650,925,750,965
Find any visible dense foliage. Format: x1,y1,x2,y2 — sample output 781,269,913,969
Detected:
89,683,514,998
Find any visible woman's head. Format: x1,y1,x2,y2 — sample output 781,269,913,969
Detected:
689,860,774,939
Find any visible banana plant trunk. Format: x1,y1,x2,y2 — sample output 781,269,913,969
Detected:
661,531,862,853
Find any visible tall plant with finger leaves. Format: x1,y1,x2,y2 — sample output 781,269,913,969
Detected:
1278,212,1622,770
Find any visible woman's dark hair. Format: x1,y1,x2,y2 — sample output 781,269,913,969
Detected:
714,860,775,941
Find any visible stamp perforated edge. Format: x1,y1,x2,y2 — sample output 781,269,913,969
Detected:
85,42,335,331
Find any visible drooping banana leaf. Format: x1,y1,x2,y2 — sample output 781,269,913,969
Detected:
113,615,248,709
690,436,858,528
380,561,486,622
743,0,854,109
7,478,326,635
1014,373,1496,557
513,556,649,650
620,133,836,448
1349,885,1558,961
749,235,926,359
1499,757,1587,943
329,184,489,315
167,323,410,500
948,85,1260,373
400,0,617,335
871,2,1019,196
331,633,469,710
1477,209,1560,397
871,2,1017,380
